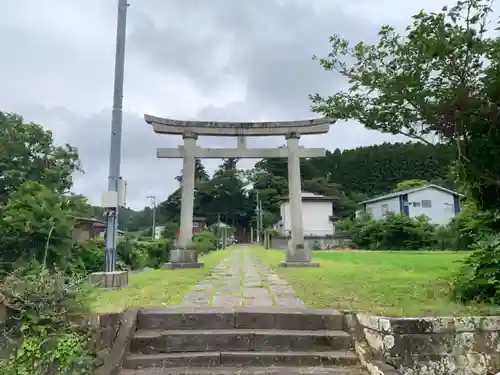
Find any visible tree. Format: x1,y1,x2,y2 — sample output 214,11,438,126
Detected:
310,0,499,213
310,0,500,304
175,159,210,184
204,158,251,225
393,179,428,192
0,112,81,203
0,181,74,272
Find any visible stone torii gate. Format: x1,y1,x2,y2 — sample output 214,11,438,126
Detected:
145,114,334,268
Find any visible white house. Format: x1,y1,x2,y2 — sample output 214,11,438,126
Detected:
154,225,165,240
358,184,463,225
278,192,337,237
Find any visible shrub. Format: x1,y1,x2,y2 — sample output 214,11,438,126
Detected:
265,228,281,237
190,231,217,254
448,208,499,249
71,238,172,271
116,238,149,270
141,239,172,268
0,265,95,375
433,225,458,250
162,222,178,240
193,231,217,247
189,240,214,254
452,233,500,305
0,181,74,274
352,213,436,250
71,239,103,274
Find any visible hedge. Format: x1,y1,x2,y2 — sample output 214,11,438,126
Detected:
70,238,173,274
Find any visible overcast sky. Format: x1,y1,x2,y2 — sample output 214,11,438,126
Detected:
0,0,471,210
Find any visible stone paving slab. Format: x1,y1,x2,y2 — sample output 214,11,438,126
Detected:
180,246,304,308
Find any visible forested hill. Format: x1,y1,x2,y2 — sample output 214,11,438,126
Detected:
305,141,455,198
107,141,455,232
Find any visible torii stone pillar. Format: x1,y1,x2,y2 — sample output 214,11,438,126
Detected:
144,114,334,269
283,131,316,265
165,131,204,269
178,132,197,249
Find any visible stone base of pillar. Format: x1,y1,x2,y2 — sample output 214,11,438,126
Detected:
88,271,129,289
278,261,320,268
162,249,204,269
162,262,204,269
284,243,315,264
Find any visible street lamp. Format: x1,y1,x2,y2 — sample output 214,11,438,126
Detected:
146,195,156,240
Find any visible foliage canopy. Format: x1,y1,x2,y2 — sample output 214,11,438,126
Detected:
311,0,500,212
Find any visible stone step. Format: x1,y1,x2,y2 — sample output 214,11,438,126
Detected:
123,351,359,369
136,307,344,331
120,365,368,374
131,329,353,354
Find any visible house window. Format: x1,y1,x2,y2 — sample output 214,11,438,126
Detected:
381,204,389,215
422,200,432,208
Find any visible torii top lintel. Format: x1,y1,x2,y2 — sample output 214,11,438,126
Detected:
144,114,335,136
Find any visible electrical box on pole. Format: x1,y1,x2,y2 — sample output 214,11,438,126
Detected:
100,178,127,208
117,178,127,207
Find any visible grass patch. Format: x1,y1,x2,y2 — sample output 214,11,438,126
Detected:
88,249,230,312
253,247,500,317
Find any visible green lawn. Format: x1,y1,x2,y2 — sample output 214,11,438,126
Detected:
254,247,500,317
88,249,230,313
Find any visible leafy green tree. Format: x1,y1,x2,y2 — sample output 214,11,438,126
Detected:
175,158,210,183
311,0,500,303
139,141,456,231
310,0,499,213
0,112,81,203
0,181,74,271
394,179,428,192
201,158,251,225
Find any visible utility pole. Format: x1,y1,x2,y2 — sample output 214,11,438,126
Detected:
146,195,156,240
217,213,221,250
255,190,260,244
259,199,263,241
104,0,129,273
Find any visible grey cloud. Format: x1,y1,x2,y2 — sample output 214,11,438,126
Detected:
128,0,379,117
6,104,182,208
2,0,410,209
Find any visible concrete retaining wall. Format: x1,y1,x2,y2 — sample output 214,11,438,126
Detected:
351,313,500,375
1,306,124,369
91,312,123,365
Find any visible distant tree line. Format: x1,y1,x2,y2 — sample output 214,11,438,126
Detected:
115,141,455,235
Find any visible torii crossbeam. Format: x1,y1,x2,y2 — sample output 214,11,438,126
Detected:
145,113,336,268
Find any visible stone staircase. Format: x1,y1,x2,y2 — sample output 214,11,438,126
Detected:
119,307,368,375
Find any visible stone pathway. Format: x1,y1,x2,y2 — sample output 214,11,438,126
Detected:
181,246,304,308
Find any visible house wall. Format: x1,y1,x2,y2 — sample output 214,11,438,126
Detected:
407,187,457,224
365,196,400,220
72,223,100,242
280,203,290,235
363,187,459,225
280,201,333,236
